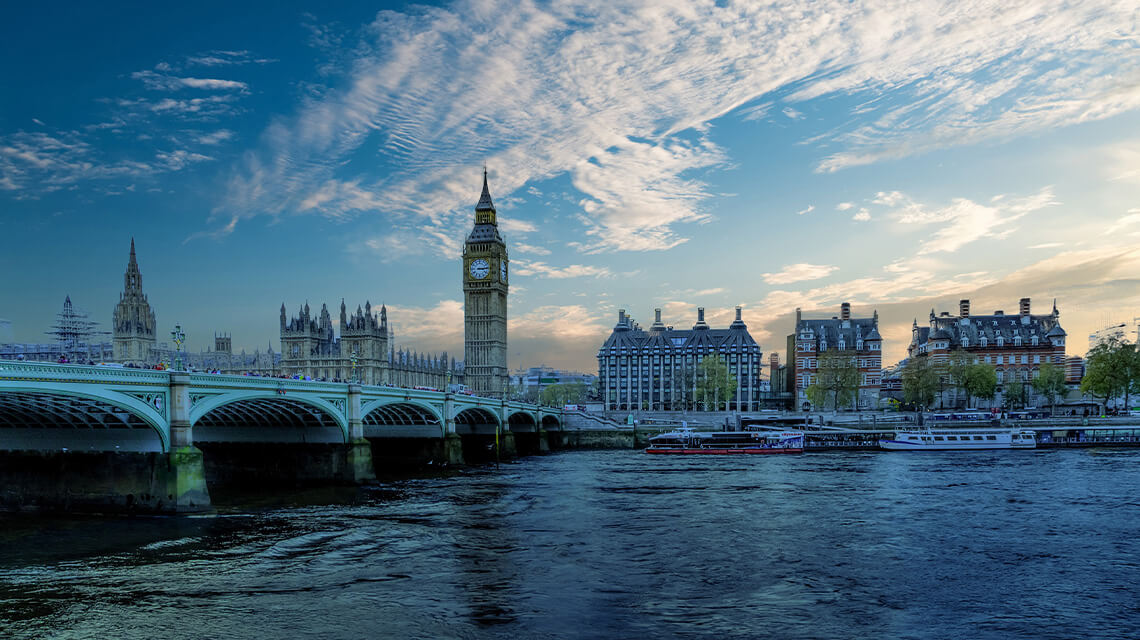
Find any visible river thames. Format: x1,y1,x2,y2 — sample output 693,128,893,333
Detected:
3,448,1139,639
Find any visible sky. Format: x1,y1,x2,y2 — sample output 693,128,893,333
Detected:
2,0,1140,373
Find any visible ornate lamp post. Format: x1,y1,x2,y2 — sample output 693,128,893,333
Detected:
171,325,186,372
350,349,359,384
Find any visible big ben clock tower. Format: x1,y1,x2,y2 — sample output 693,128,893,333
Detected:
463,169,509,397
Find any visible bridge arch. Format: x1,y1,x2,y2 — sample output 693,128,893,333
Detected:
453,407,500,435
541,414,563,431
507,411,537,433
362,400,444,427
0,388,169,452
190,392,348,444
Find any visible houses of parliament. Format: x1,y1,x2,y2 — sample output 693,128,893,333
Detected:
97,172,511,396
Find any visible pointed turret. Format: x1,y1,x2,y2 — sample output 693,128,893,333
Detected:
475,166,496,214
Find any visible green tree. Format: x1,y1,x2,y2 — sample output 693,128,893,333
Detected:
815,350,861,410
902,356,939,409
1032,362,1068,415
805,383,828,409
1081,339,1140,412
1003,380,1027,410
695,355,737,411
965,363,997,407
538,382,587,407
946,350,972,408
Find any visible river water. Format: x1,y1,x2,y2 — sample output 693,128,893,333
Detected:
2,449,1139,639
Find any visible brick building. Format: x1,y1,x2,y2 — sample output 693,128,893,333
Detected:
790,302,883,410
906,298,1067,408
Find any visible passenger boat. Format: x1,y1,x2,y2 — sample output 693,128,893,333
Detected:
879,428,1036,451
646,429,805,454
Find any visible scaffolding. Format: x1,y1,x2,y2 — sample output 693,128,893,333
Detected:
44,295,109,359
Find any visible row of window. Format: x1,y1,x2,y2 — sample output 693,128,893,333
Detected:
795,358,881,369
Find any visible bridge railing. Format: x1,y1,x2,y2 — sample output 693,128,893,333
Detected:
0,360,170,384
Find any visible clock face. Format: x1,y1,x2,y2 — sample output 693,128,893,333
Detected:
500,261,507,283
469,258,490,279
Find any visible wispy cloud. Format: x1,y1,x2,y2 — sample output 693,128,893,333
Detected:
185,50,277,67
131,70,248,92
514,242,552,256
886,187,1058,254
196,129,235,145
796,204,814,216
513,260,613,279
761,263,839,285
853,208,871,221
211,0,1137,253
836,202,854,211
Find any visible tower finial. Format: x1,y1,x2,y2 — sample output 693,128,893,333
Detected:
476,166,496,214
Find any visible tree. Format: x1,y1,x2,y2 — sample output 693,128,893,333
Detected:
946,350,972,408
539,382,587,407
902,357,939,409
1081,339,1140,413
805,383,828,410
1032,362,1067,415
815,350,861,410
965,363,997,407
1004,380,1027,410
695,355,737,411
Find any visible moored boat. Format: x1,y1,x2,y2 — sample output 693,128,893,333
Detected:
646,429,804,454
879,428,1036,451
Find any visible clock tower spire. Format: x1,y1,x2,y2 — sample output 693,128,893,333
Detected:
463,168,509,398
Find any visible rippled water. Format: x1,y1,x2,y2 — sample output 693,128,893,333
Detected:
3,449,1140,639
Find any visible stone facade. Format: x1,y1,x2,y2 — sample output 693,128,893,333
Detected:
597,306,763,412
462,170,509,397
112,239,157,365
906,298,1067,407
791,302,883,409
279,301,454,387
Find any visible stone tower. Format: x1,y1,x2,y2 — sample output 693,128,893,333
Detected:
462,169,509,397
112,238,157,365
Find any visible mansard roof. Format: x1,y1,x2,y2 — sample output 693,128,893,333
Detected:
915,310,1064,348
796,316,880,346
598,311,759,354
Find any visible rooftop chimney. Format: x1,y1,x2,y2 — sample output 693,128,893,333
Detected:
1020,298,1031,316
618,309,626,324
694,307,709,330
959,299,970,318
841,302,851,321
650,308,666,331
735,306,742,322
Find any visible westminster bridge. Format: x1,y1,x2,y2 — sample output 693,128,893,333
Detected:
0,361,564,513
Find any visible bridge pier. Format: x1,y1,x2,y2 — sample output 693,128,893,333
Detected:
165,373,210,512
346,384,376,483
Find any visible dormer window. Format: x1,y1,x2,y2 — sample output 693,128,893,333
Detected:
996,336,1004,347
980,336,988,347
1031,336,1038,346
962,337,969,348
856,340,863,349
1013,335,1021,346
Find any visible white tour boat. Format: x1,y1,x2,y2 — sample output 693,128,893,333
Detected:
879,428,1036,451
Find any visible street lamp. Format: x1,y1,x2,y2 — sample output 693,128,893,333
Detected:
350,349,359,384
170,325,185,372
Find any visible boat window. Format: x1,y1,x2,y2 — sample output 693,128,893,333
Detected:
973,436,984,441
921,436,931,441
986,436,997,441
946,436,957,440
933,436,944,441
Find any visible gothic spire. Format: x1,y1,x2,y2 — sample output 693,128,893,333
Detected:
475,166,496,213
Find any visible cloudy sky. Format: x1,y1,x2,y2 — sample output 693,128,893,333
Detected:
2,0,1139,372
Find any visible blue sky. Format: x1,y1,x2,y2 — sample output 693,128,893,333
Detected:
2,0,1139,371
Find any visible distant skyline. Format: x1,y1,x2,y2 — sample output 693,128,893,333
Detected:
2,1,1139,372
